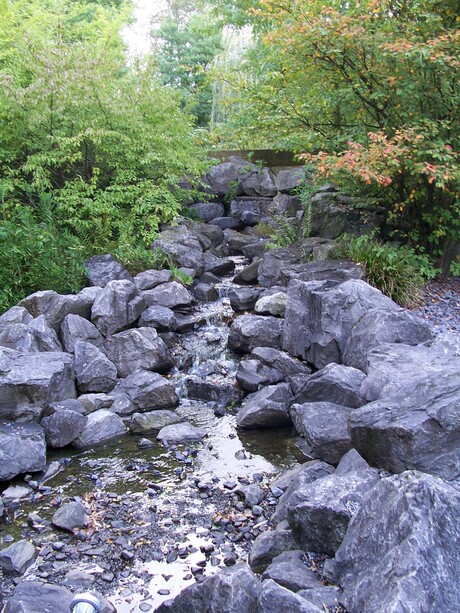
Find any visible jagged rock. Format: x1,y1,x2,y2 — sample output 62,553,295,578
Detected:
310,191,386,239
280,259,363,287
193,283,218,303
228,287,262,312
290,402,353,465
250,347,311,378
188,201,225,222
286,467,380,555
429,331,460,356
249,529,298,573
157,422,206,444
271,461,335,524
84,253,133,287
152,225,205,276
255,292,287,317
223,229,262,254
60,314,104,353
2,581,72,613
19,290,94,331
72,409,126,448
203,253,235,276
241,240,269,260
142,281,194,310
325,471,460,613
0,316,62,353
343,308,434,372
2,485,32,503
262,550,321,592
257,579,321,613
275,168,309,193
41,410,87,448
297,586,343,611
155,563,261,613
134,269,172,291
334,449,370,476
236,359,284,392
129,410,181,434
271,193,303,217
233,259,261,284
0,540,37,574
91,280,145,337
236,383,293,428
74,341,117,394
258,246,307,288
110,370,179,416
0,348,76,421
139,305,176,331
228,315,283,354
240,167,277,198
105,328,173,378
210,216,242,230
0,306,33,328
77,393,113,414
186,379,240,405
52,500,87,532
230,197,274,225
184,219,225,247
282,278,398,368
293,363,366,408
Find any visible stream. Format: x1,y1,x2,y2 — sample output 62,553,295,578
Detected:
0,259,302,612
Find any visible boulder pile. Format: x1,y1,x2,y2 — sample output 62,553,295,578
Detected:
2,157,459,613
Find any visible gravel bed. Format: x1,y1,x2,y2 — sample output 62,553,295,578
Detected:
412,277,460,334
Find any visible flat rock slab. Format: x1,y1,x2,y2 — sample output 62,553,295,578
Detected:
157,422,206,444
0,348,76,421
52,500,87,532
0,421,47,481
0,540,37,574
326,471,460,613
3,581,73,613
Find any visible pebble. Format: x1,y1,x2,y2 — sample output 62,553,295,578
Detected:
412,278,460,334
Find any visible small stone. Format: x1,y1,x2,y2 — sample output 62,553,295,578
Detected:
252,505,263,517
157,589,170,596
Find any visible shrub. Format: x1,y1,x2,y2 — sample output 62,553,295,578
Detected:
331,233,435,307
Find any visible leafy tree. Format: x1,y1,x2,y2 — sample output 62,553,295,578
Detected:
153,6,223,125
0,0,209,309
213,0,459,271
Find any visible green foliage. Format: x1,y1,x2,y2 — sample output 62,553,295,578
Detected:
170,266,194,285
331,233,436,307
154,8,223,126
211,0,460,270
0,194,86,311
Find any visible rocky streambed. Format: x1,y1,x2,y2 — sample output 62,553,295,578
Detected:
1,158,460,613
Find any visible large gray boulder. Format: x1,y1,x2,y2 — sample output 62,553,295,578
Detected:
138,305,176,331
0,315,62,353
293,363,366,408
255,292,287,317
258,246,306,288
3,581,73,613
91,279,145,337
236,383,293,428
134,269,172,291
228,315,283,354
52,500,87,532
262,550,321,592
290,402,354,465
282,278,398,368
19,290,94,331
281,259,363,287
0,540,37,574
350,343,460,480
84,253,133,287
74,341,117,393
60,314,104,353
236,359,284,392
0,306,33,328
275,167,309,193
0,421,47,480
72,409,126,447
152,225,205,276
343,308,434,372
250,347,311,378
142,281,194,310
157,422,206,444
41,410,87,448
271,460,335,524
257,580,321,613
286,467,380,555
228,287,262,312
249,529,298,573
0,348,76,421
105,328,173,378
188,201,225,222
155,563,261,613
326,471,460,613
110,370,179,416
203,252,235,276
184,218,225,248
205,156,276,197
129,410,181,434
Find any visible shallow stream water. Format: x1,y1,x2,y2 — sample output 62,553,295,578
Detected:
0,262,302,612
